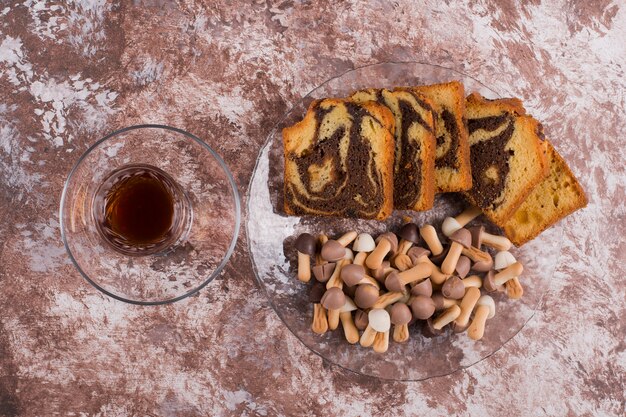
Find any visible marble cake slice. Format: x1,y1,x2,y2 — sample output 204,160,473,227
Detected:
414,81,472,193
283,98,395,220
464,93,549,225
503,141,587,246
351,88,436,211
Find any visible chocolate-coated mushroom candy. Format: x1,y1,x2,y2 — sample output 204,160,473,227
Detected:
397,223,420,254
321,287,345,331
482,270,504,293
366,232,398,270
469,225,512,251
359,308,390,349
312,262,335,283
455,256,471,278
441,206,483,237
354,309,369,331
468,295,496,340
441,228,472,275
339,297,359,344
410,277,433,297
295,233,316,282
384,262,432,292
340,264,380,289
452,286,481,333
371,261,396,283
431,292,459,311
419,225,444,256
410,295,436,320
390,303,412,343
408,247,451,285
309,282,328,334
321,239,346,262
354,284,379,309
441,276,466,300
325,249,353,290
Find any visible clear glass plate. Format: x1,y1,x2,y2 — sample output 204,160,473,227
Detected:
247,62,561,380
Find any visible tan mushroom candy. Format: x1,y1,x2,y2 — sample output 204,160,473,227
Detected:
365,232,398,270
397,223,420,254
385,262,432,292
441,228,472,275
390,303,412,343
309,281,328,334
354,284,380,309
340,264,380,289
441,206,482,237
295,233,316,282
453,286,481,332
339,297,359,344
419,224,444,256
360,308,390,348
410,295,436,320
441,276,466,300
468,295,496,340
321,287,345,331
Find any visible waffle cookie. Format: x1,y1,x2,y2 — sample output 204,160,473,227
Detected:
503,142,587,246
464,93,549,225
283,98,395,220
414,81,472,193
351,88,436,211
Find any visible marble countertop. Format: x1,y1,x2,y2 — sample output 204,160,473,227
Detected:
0,1,624,416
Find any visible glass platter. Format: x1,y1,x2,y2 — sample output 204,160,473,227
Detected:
246,62,561,380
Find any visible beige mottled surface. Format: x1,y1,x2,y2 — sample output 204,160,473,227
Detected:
0,1,624,416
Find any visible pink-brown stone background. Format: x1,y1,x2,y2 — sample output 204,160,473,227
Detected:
0,1,624,416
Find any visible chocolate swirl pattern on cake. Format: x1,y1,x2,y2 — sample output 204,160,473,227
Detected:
435,108,461,169
467,113,515,209
284,100,388,218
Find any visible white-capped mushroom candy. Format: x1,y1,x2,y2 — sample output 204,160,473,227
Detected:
397,223,420,254
321,239,346,262
493,251,524,297
385,262,432,292
340,264,380,289
441,217,462,238
441,228,472,275
365,232,398,270
336,231,358,247
453,286,481,332
442,206,482,237
309,282,328,334
432,304,462,330
390,303,412,343
419,225,444,256
354,284,379,309
360,308,390,348
468,295,496,340
441,276,466,300
339,297,359,344
494,251,517,270
295,233,316,282
352,233,376,253
410,295,436,320
321,287,345,330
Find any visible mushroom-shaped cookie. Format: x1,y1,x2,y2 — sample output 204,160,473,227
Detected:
461,275,483,289
366,232,398,270
354,284,380,309
441,228,472,275
408,247,451,285
452,286,481,332
441,276,466,300
429,245,450,266
315,233,328,265
336,231,358,247
431,292,459,311
423,317,443,337
312,262,336,283
482,270,504,293
432,304,462,330
390,303,412,343
493,251,524,286
321,239,346,262
385,263,432,292
467,295,496,340
455,256,471,279
360,308,390,348
470,250,494,272
469,225,511,251
441,206,483,237
354,309,369,331
410,295,436,320
339,298,359,344
410,277,433,297
371,261,396,283
352,233,375,266
419,225,444,256
392,253,413,271
372,290,409,309
321,287,345,331
309,282,328,334
325,249,354,290
397,223,420,254
295,233,316,282
340,264,380,289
